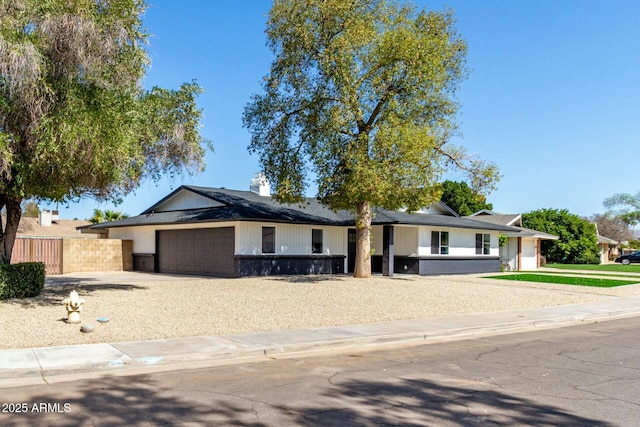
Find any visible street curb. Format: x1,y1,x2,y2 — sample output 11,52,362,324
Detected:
2,300,640,385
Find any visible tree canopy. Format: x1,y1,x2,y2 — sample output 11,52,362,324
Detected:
588,213,633,242
243,0,499,277
439,180,493,216
603,192,640,228
522,208,599,264
22,200,40,218
0,0,209,263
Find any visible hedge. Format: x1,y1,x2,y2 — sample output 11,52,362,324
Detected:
0,262,46,300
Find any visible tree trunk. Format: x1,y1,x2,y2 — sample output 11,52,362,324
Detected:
0,196,22,264
354,201,372,278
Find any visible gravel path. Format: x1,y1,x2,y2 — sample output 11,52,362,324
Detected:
2,271,640,350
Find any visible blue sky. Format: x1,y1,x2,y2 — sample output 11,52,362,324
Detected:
53,0,640,220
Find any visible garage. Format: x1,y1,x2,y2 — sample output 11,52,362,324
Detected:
157,227,235,277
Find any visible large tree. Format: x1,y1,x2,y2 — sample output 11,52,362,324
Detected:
439,180,493,216
243,0,499,277
522,208,600,264
603,192,640,228
0,0,208,263
588,213,633,242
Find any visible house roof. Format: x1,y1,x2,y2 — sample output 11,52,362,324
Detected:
502,227,559,240
597,235,618,245
80,185,519,233
467,211,522,227
3,215,96,238
372,209,514,231
467,210,558,240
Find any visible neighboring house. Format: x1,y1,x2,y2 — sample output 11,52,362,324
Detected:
596,234,618,264
6,211,98,274
3,211,95,239
80,177,520,277
466,210,558,271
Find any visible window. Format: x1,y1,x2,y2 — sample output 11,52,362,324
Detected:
262,227,275,254
476,233,491,255
312,229,323,254
431,231,449,255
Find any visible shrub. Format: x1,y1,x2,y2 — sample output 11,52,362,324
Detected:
0,262,45,300
573,254,601,265
522,208,600,264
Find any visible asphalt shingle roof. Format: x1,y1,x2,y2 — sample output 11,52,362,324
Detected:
467,212,558,240
82,186,518,233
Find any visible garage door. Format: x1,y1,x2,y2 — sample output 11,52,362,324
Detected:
157,227,235,277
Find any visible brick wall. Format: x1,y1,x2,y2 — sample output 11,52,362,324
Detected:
62,239,133,273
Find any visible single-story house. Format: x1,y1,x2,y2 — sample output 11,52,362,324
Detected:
80,178,527,277
466,210,558,271
596,234,619,264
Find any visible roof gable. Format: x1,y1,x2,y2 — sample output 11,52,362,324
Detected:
143,187,226,213
404,202,459,217
467,210,522,227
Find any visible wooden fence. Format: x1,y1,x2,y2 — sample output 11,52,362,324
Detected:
10,237,63,275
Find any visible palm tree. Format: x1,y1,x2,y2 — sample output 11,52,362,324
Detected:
89,209,129,224
104,210,129,222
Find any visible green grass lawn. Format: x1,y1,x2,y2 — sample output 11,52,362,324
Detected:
485,273,639,288
526,270,640,280
545,263,640,273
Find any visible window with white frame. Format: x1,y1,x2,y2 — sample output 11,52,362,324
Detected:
431,231,449,255
476,233,491,255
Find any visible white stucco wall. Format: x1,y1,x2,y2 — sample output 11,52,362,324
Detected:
370,225,419,257
110,225,158,254
394,226,418,256
418,227,499,257
372,225,499,258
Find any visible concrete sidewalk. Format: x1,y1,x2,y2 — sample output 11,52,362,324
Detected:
2,294,640,387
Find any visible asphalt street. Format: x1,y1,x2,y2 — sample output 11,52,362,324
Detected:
1,316,640,426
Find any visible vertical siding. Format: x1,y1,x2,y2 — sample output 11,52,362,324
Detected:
236,222,347,256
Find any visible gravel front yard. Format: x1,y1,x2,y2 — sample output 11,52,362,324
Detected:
2,271,640,350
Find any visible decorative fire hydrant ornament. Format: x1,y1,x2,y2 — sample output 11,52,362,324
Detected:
63,290,85,324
